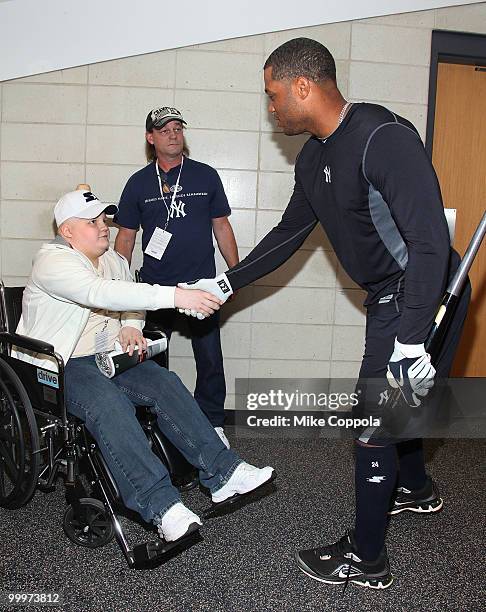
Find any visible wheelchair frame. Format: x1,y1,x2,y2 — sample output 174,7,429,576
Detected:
0,282,199,568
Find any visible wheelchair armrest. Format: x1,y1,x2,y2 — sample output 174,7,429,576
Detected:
0,331,56,356
142,325,167,342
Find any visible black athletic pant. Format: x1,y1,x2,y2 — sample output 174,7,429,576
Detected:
357,250,471,444
353,252,471,560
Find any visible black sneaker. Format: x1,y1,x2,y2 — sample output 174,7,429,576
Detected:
389,477,443,515
295,530,393,590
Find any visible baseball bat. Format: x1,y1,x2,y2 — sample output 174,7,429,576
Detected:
359,210,486,442
425,210,486,361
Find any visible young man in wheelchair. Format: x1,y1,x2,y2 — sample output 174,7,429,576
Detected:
13,189,275,543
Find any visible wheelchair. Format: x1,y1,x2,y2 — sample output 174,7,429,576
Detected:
0,281,202,569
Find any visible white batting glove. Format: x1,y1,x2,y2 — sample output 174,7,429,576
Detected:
386,339,436,407
179,273,233,303
178,308,206,320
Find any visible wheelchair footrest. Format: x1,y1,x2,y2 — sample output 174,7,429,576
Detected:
130,526,201,569
202,471,277,520
37,481,57,493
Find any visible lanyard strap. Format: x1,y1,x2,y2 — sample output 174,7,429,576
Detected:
155,157,184,231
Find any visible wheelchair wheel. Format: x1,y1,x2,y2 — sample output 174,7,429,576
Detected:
0,358,40,509
63,498,115,548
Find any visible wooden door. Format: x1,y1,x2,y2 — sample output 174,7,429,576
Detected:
432,62,486,376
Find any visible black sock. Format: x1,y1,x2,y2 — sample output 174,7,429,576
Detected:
354,443,397,562
397,439,427,491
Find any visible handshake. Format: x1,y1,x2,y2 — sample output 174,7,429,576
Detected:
175,273,233,320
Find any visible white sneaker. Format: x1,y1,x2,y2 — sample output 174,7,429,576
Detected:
157,502,202,542
214,426,230,449
212,462,274,504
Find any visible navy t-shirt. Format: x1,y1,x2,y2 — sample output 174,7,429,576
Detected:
115,157,231,285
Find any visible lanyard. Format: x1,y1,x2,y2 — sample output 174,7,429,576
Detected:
155,157,184,231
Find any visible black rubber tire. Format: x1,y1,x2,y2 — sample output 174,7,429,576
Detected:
63,498,115,548
0,358,40,509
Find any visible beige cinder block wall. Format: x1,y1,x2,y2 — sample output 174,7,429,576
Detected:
1,3,485,407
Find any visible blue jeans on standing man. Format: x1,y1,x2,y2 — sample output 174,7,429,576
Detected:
146,309,226,427
65,357,240,523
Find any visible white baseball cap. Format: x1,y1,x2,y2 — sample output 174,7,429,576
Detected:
54,190,118,226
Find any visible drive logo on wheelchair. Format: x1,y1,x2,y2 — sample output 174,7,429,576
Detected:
36,368,59,389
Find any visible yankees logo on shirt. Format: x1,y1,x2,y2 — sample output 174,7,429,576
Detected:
169,200,187,218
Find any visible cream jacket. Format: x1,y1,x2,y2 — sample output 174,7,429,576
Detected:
13,239,175,370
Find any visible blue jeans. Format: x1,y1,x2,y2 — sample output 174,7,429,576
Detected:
64,357,241,523
146,309,226,427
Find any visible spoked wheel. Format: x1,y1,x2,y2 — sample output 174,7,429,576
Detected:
63,498,115,548
0,358,40,509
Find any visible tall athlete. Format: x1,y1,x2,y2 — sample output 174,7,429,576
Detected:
114,107,239,448
179,38,471,589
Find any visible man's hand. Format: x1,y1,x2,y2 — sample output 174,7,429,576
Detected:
177,273,233,319
174,287,222,320
118,326,147,356
386,339,436,407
